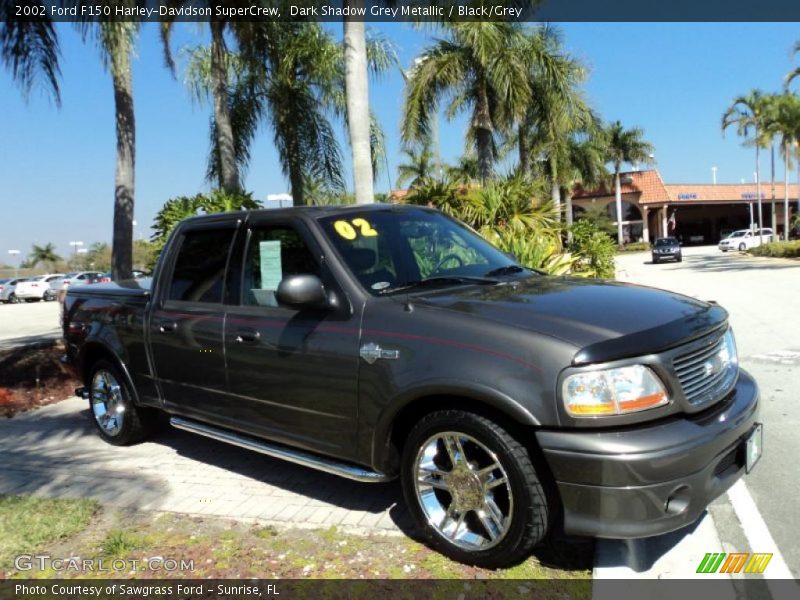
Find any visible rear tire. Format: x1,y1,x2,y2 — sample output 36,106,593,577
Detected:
401,410,549,568
738,243,746,251
88,360,157,446
9,294,19,304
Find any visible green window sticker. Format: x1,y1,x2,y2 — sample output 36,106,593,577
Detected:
259,240,283,291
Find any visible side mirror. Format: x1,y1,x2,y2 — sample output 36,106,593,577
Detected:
276,274,328,310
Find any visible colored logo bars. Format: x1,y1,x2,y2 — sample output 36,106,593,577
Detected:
697,552,773,574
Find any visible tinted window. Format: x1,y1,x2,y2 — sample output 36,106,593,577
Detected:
168,229,235,303
242,225,318,307
319,209,516,294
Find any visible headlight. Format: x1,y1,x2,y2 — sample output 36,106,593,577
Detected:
562,364,668,417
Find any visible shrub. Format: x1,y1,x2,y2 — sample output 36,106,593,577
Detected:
618,241,650,253
568,220,617,278
748,241,800,258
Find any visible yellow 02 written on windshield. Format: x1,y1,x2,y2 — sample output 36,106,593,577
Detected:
333,218,378,240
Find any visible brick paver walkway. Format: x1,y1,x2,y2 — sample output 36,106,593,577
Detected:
0,398,410,534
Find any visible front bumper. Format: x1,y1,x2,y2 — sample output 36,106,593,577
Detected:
536,369,760,539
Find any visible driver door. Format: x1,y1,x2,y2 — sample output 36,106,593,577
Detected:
223,217,361,461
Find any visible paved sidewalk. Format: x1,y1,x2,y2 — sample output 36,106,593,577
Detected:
0,398,410,534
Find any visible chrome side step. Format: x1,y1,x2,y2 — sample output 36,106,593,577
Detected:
169,416,394,483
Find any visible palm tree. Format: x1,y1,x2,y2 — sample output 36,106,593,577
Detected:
560,133,609,233
396,145,436,190
0,3,61,105
97,22,138,281
515,27,596,220
403,23,534,183
76,19,139,281
161,2,255,194
28,243,61,270
604,121,655,246
182,23,394,206
344,14,374,204
785,41,800,89
722,90,770,244
767,93,800,239
446,155,480,184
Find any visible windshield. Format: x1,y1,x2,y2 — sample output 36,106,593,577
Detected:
729,231,746,238
318,208,523,295
655,238,677,246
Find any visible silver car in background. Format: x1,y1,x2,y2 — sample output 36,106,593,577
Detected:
0,277,29,303
14,274,65,302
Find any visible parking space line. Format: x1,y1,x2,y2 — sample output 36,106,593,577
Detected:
727,480,793,580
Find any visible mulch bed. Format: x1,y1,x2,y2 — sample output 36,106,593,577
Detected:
0,342,79,418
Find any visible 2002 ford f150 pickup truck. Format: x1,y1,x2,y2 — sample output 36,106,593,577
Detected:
62,204,762,568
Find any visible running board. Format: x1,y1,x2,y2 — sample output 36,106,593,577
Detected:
169,416,394,483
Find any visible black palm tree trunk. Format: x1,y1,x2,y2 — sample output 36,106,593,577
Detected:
210,20,241,194
475,82,493,183
111,61,134,281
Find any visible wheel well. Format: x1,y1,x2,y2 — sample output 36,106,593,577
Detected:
388,395,529,461
385,394,563,533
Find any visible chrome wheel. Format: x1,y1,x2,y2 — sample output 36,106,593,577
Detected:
90,369,125,436
413,431,513,550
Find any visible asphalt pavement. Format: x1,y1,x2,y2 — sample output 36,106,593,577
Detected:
607,245,800,584
0,299,61,349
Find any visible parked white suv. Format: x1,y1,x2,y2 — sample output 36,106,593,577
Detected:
14,274,65,302
718,228,774,252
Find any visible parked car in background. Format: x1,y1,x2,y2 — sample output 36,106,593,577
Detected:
0,277,28,303
98,270,150,283
58,271,106,290
15,274,65,302
651,237,682,264
718,228,774,252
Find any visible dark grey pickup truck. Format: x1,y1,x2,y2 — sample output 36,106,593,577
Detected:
63,204,761,567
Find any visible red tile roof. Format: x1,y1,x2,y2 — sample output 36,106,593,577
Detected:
573,170,800,205
572,170,669,204
663,182,800,204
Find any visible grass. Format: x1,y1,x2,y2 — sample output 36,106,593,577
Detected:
0,495,592,586
747,240,800,258
0,495,97,569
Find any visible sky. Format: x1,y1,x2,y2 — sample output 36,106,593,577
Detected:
1,22,799,262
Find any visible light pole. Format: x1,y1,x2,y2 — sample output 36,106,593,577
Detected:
712,166,717,185
8,249,20,278
76,247,88,268
68,241,83,265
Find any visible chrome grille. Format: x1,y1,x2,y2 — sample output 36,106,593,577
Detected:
673,332,736,406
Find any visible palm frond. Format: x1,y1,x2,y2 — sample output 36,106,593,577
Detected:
0,2,61,105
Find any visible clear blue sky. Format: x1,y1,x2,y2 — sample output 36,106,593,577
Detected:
1,22,799,262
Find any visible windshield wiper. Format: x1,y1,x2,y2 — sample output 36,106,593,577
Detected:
379,276,499,295
483,265,526,277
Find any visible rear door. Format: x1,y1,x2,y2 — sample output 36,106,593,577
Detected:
222,215,361,460
149,219,239,421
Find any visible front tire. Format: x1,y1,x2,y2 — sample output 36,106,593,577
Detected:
8,294,19,304
88,360,156,446
401,410,549,568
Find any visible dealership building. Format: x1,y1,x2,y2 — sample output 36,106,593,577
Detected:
571,170,799,244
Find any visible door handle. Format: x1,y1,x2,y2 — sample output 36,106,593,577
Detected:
158,322,177,333
234,328,260,343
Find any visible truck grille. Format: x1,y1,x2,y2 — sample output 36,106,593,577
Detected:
673,332,737,406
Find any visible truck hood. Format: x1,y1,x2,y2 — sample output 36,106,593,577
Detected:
414,276,728,365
